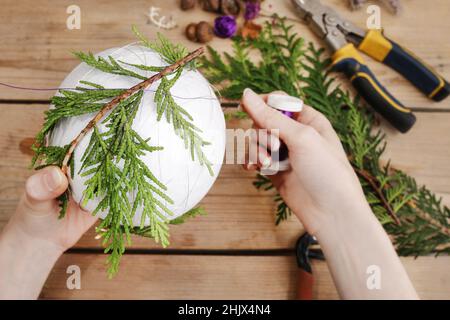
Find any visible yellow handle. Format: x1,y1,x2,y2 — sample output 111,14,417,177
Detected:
358,29,393,62
357,30,450,101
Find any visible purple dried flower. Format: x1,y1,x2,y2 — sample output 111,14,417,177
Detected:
244,1,261,20
214,15,237,38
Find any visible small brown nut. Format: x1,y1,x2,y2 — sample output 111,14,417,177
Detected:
202,0,220,13
185,23,198,42
180,0,196,10
196,21,214,43
220,0,240,16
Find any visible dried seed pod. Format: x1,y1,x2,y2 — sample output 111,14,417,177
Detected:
202,0,221,13
220,0,240,16
185,23,198,42
241,20,262,39
348,0,367,10
196,21,214,43
180,0,196,10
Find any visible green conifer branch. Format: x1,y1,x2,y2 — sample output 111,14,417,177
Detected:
67,32,212,175
31,29,210,276
73,52,147,80
155,69,213,175
201,16,450,256
79,91,174,276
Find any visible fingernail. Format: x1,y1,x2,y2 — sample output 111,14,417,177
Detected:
44,168,63,191
261,157,271,169
245,163,257,171
243,88,256,98
259,151,272,169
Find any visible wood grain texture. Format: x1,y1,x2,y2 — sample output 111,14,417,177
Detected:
1,0,450,300
0,0,449,111
0,104,449,250
40,254,450,300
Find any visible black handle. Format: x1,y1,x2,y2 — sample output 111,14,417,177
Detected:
334,57,416,133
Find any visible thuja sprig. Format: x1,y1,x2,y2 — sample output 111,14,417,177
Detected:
66,32,212,175
133,29,212,173
32,82,125,163
60,46,205,175
32,29,211,276
124,206,207,238
80,90,174,275
73,52,147,80
201,16,450,256
155,69,213,175
132,25,195,69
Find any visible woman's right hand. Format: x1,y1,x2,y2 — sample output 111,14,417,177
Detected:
241,89,418,299
241,88,372,236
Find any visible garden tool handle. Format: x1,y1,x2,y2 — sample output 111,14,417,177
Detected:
297,269,314,300
358,30,450,102
332,44,417,133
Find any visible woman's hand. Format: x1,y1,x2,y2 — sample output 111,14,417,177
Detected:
7,166,97,251
241,89,418,299
242,88,369,236
0,166,97,299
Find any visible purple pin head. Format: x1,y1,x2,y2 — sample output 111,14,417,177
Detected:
214,15,237,38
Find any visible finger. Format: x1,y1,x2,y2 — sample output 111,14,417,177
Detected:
239,91,287,108
243,163,258,171
295,105,347,158
265,131,281,152
24,166,68,215
256,145,272,169
244,137,272,170
251,123,281,152
295,105,335,139
267,170,290,190
67,199,98,231
242,88,304,146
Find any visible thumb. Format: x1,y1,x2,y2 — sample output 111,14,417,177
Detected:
24,166,68,215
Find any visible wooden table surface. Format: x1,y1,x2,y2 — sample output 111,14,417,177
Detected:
0,0,449,299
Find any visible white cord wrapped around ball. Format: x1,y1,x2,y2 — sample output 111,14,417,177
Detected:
49,44,226,226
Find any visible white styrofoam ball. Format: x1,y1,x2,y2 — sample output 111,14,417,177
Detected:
49,45,226,226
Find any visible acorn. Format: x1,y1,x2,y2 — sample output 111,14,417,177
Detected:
202,0,220,13
196,21,214,43
180,0,196,10
185,23,198,42
220,0,240,16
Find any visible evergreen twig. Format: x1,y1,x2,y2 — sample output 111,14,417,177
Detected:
32,29,210,276
354,168,401,225
201,16,450,256
61,47,204,175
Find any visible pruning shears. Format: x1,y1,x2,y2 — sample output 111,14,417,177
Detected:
291,0,450,133
296,232,324,300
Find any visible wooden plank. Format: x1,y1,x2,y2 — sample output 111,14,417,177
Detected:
0,103,449,249
381,113,450,193
0,104,304,250
40,254,450,299
311,255,450,300
0,0,449,111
